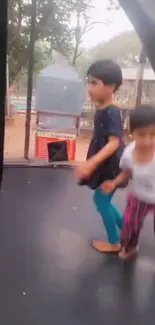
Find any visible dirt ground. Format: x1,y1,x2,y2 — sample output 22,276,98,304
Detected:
4,113,90,162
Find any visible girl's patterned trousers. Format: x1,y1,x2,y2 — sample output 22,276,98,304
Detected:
121,193,155,251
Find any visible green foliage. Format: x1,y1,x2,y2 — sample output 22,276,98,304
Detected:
8,0,76,83
76,30,142,77
107,0,120,10
8,0,119,83
34,41,52,72
70,0,92,65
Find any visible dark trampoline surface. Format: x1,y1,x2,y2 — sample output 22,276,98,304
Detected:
0,167,155,325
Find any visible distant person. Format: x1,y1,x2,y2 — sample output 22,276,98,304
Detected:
102,105,155,259
74,59,124,253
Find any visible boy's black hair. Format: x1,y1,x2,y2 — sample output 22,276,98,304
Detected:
130,104,155,132
87,59,122,92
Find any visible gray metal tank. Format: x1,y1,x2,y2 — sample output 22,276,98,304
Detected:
35,63,85,116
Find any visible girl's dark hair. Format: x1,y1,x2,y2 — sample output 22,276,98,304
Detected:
130,104,155,132
87,59,122,92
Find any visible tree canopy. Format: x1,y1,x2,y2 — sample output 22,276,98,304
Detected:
76,30,142,77
8,0,133,84
8,0,120,84
8,0,73,82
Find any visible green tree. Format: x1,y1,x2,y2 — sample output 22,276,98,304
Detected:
108,0,119,10
77,30,142,77
8,0,120,83
70,0,111,66
93,31,141,66
8,0,75,83
71,0,92,66
34,41,52,72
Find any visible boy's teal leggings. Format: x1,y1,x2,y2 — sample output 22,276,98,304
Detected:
93,188,123,244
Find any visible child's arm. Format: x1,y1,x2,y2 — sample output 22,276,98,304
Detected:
101,142,134,194
74,136,119,181
75,107,122,181
114,170,131,187
101,170,131,194
114,169,131,186
89,136,119,168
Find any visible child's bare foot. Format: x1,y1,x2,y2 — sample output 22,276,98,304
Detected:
92,240,121,253
119,246,139,260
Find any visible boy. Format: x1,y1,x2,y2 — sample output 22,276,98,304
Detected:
75,59,124,253
102,105,155,259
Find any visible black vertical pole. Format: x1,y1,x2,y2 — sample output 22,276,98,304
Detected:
0,0,7,187
24,0,37,160
135,48,146,107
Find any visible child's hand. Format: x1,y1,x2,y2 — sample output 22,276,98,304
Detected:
101,180,116,194
74,160,95,181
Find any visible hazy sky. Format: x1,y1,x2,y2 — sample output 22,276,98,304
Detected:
82,0,133,48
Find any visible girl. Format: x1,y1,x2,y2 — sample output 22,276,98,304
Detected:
102,105,155,259
75,59,124,253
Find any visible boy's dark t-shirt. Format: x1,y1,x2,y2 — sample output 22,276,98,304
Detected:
80,105,125,189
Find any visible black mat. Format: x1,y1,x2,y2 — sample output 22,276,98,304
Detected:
0,167,155,325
